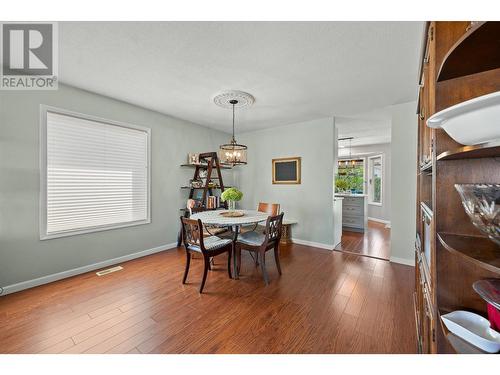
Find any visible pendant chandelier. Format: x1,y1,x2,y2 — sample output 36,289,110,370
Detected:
339,137,355,169
219,99,247,165
214,90,254,166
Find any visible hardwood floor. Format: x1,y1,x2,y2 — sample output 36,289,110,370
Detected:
0,243,415,354
335,221,391,260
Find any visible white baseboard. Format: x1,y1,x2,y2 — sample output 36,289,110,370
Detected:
1,242,178,296
291,238,333,251
389,256,415,267
368,217,391,226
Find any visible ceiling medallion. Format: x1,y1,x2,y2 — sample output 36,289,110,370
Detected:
213,90,255,109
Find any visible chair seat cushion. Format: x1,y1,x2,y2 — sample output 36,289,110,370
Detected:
237,231,265,246
187,236,232,253
203,226,228,237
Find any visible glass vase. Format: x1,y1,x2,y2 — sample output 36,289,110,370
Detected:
228,200,236,211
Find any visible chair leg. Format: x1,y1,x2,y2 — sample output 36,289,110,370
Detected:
236,245,242,277
274,245,282,275
200,257,210,293
208,259,212,271
177,225,183,247
255,252,259,266
182,251,191,284
227,249,232,279
260,250,269,285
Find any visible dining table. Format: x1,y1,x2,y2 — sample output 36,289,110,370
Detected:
190,209,269,279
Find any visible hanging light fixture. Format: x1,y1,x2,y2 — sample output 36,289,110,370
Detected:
219,99,247,165
214,90,254,166
338,137,354,170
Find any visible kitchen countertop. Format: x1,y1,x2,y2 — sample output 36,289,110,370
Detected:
335,193,367,197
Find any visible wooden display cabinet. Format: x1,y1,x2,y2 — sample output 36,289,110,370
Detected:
414,21,500,354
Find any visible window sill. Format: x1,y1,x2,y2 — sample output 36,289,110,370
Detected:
368,202,383,207
40,219,151,240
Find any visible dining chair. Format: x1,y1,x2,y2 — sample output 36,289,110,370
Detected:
187,199,227,237
257,202,281,216
241,202,280,234
235,213,284,285
180,217,233,293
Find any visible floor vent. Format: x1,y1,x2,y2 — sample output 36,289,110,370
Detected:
96,266,123,276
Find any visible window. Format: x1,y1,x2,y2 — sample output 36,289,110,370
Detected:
335,158,365,194
368,155,383,205
40,106,150,239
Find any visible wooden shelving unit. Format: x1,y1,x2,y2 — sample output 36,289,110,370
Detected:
436,140,500,160
177,152,229,245
437,22,500,82
437,233,500,275
180,153,229,210
414,21,500,354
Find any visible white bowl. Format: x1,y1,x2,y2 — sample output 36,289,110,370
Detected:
441,310,500,353
427,91,500,146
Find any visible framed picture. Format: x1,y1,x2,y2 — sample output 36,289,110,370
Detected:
188,153,199,165
272,157,301,184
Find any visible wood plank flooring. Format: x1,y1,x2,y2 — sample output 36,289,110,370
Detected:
0,243,415,354
335,220,391,260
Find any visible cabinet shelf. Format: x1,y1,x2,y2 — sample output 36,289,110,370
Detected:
437,22,500,82
437,233,500,274
436,140,500,160
438,307,488,354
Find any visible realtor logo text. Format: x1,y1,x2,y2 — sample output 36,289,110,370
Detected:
1,22,58,90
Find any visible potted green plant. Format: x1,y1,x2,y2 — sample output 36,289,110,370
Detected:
221,187,243,211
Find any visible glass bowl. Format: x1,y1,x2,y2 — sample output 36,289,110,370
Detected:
454,184,500,246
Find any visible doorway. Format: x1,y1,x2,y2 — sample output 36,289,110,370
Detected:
334,136,392,260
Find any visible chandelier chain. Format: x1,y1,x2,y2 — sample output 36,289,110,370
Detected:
232,102,235,143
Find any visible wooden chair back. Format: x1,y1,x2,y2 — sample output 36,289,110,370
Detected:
180,217,205,251
258,202,280,216
264,213,284,245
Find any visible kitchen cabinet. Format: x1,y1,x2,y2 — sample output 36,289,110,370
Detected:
335,194,367,232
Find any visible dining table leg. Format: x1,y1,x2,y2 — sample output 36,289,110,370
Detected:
232,224,240,279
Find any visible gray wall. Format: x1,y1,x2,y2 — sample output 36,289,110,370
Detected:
0,84,231,288
234,118,336,247
338,143,392,222
390,101,417,265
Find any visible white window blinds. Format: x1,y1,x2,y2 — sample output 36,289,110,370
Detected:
41,107,150,239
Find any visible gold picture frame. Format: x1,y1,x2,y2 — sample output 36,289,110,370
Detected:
272,157,301,184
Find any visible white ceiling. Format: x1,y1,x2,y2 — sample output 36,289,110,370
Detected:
59,21,423,134
336,106,392,147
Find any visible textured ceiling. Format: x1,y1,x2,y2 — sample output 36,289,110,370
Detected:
336,106,393,146
59,21,423,133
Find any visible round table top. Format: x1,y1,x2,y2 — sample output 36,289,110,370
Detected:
190,209,269,226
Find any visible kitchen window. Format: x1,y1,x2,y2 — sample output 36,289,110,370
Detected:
367,154,383,206
40,106,151,239
335,158,365,194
